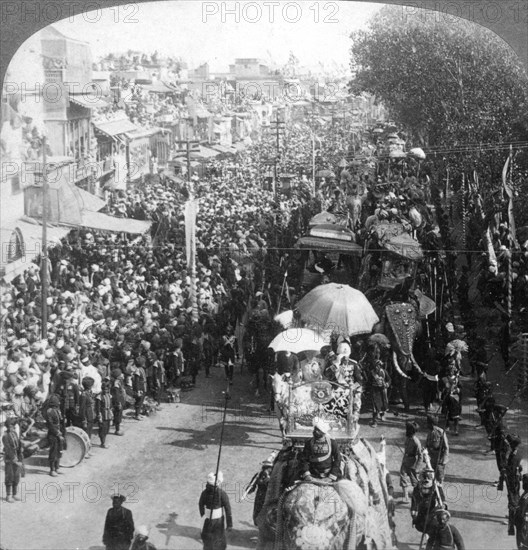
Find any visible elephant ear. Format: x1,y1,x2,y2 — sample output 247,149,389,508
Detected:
385,303,417,356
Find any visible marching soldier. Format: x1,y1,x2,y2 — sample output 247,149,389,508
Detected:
514,474,528,549
425,415,449,486
411,468,445,534
425,508,465,550
400,420,422,503
504,434,523,536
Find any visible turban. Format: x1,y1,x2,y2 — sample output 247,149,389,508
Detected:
207,471,224,485
313,417,330,434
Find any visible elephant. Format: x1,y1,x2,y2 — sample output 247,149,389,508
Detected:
372,301,425,411
255,438,396,550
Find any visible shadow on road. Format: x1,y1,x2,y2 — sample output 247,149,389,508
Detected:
158,420,281,451
450,509,506,524
155,512,256,549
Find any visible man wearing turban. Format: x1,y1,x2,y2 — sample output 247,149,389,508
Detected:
300,417,341,482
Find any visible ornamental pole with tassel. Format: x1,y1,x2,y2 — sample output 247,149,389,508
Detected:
461,173,467,250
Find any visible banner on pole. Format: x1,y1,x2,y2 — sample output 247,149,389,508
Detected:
184,199,199,269
184,199,200,322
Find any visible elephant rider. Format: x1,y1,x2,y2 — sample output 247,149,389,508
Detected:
411,468,446,535
300,418,341,482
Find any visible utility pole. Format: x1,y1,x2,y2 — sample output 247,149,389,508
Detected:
41,136,48,339
174,138,200,185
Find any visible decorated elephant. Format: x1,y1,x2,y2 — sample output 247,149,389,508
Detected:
255,438,396,550
372,301,425,411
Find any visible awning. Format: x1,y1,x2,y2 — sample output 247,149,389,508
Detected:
309,224,354,242
69,94,110,110
93,118,139,137
295,236,363,254
14,220,71,258
141,82,177,94
76,188,106,212
78,211,151,234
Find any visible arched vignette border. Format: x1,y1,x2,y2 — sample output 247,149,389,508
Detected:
0,0,527,87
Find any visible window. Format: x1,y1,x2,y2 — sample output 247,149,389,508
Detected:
6,228,23,263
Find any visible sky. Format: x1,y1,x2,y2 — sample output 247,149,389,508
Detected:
51,1,382,71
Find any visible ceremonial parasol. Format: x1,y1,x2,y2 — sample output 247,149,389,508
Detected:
316,169,336,178
408,147,426,160
268,328,330,354
274,310,294,328
295,283,379,337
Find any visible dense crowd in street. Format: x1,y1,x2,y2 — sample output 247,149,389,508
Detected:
2,113,528,550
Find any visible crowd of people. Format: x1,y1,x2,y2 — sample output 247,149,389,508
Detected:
2,110,528,549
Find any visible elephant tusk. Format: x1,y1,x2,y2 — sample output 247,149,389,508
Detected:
393,351,411,379
411,352,424,376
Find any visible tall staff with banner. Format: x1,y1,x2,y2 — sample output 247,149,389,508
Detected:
184,199,199,323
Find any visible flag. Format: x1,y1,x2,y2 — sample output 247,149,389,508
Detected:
502,153,512,199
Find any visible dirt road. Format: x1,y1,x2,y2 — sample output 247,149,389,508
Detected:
1,343,525,550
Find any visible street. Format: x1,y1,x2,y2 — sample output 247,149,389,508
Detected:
1,336,525,550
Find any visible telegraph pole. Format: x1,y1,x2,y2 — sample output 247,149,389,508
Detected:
41,136,48,339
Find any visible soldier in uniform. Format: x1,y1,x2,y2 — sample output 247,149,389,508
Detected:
2,417,23,503
111,369,127,436
425,415,449,486
411,468,446,535
425,508,465,550
78,377,96,457
102,494,135,550
400,420,422,502
46,394,64,477
95,381,113,449
300,417,341,482
199,472,233,550
132,360,147,420
514,474,528,549
504,434,523,536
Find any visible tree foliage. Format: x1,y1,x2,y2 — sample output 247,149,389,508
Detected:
350,6,528,148
350,6,528,225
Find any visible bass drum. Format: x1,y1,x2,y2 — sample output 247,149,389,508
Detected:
61,427,91,468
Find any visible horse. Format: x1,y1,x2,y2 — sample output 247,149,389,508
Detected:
269,373,315,439
270,372,290,437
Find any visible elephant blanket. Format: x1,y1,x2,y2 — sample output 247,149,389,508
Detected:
385,303,418,356
279,482,349,550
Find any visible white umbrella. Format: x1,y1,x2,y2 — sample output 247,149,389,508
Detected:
269,328,330,354
296,283,379,337
274,310,294,328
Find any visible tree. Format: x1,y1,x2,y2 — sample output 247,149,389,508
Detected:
350,6,528,224
350,7,528,146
